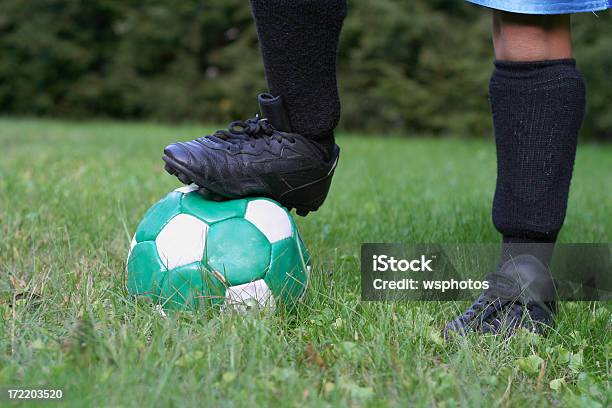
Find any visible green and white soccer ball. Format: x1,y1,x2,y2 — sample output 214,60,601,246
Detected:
126,185,311,311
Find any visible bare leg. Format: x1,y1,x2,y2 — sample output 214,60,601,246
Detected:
492,11,571,61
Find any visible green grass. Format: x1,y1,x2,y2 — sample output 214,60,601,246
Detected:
0,118,610,407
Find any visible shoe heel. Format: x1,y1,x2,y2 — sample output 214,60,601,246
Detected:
281,157,339,216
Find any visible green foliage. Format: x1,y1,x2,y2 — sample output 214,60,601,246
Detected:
0,1,610,138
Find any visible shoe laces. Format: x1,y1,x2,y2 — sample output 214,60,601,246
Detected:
460,292,504,322
211,115,295,148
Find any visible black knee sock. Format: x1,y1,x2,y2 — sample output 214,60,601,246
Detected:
489,59,586,266
249,0,347,152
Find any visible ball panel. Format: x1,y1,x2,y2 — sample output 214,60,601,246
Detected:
206,218,271,285
265,238,308,305
160,262,225,310
155,213,208,270
174,184,199,194
224,279,274,310
295,230,312,268
135,191,182,242
244,199,292,243
127,241,167,299
127,234,137,261
286,211,310,266
182,193,246,224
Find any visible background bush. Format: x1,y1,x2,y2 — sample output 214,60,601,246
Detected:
0,0,610,139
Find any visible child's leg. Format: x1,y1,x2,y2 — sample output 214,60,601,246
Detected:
163,1,347,214
445,9,587,338
489,11,585,266
492,12,571,61
250,0,347,153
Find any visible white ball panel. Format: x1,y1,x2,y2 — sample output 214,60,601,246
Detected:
224,279,274,310
244,199,292,243
129,234,137,252
126,234,138,274
174,184,200,194
155,213,208,269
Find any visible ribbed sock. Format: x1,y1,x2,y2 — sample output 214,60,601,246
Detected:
249,0,346,153
489,59,586,266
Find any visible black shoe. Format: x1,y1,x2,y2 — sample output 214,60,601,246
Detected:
444,255,556,339
162,93,339,216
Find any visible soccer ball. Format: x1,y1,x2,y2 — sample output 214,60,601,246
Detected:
126,185,310,311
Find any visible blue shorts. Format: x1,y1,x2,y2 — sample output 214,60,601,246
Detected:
465,0,611,14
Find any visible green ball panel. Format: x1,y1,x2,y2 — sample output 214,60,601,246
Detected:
160,262,226,310
127,241,167,300
265,238,308,305
285,211,310,266
206,218,271,285
182,193,246,224
135,191,182,242
295,230,311,267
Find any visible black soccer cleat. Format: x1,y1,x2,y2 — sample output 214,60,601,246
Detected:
162,93,339,216
444,294,556,339
444,255,556,339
